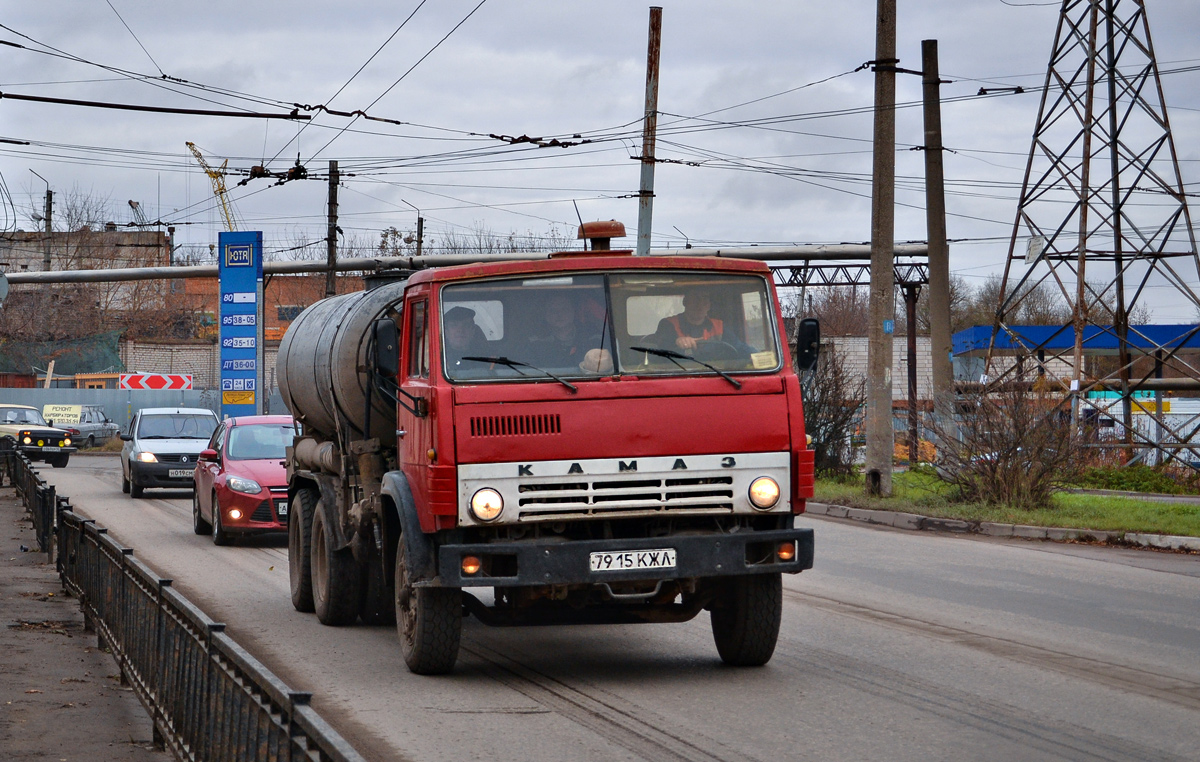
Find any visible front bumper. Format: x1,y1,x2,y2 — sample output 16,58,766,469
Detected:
217,490,289,533
432,527,813,588
131,461,197,489
20,445,77,461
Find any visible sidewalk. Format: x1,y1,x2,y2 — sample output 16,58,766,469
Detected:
0,486,169,761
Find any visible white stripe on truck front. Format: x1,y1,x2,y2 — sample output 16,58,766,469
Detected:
457,451,790,526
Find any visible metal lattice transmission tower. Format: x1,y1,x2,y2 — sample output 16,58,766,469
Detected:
987,0,1200,467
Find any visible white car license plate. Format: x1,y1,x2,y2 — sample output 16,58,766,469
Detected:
275,499,289,517
589,548,676,572
41,446,61,452
168,468,193,478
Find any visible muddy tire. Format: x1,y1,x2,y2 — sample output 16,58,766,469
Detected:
710,573,782,667
395,537,461,674
311,497,360,625
192,491,210,535
121,471,130,494
50,454,69,468
289,488,317,613
211,493,231,546
130,479,144,499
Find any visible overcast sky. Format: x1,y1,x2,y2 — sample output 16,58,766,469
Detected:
2,1,1198,317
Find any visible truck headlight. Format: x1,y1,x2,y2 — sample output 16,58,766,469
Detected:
748,477,780,509
470,488,504,522
63,438,71,446
227,476,262,494
136,452,158,463
22,436,31,445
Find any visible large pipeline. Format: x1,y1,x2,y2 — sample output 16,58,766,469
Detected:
277,280,408,447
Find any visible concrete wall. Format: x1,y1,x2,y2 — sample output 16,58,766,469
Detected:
829,336,933,401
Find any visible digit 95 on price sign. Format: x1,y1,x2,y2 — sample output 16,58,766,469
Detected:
217,231,263,416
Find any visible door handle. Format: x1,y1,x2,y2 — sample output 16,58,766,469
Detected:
396,429,407,439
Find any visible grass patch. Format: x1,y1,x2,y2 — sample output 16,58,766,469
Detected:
813,471,1200,537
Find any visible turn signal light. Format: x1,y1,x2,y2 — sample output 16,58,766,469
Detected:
461,556,482,575
777,541,796,562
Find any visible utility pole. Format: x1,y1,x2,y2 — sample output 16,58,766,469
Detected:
415,215,424,258
325,160,338,297
904,283,920,465
42,189,53,271
636,6,662,256
866,0,897,496
922,39,954,448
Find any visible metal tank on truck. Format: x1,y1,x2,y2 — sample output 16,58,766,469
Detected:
280,222,821,674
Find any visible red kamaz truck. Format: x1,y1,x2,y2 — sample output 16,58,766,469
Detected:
279,238,819,674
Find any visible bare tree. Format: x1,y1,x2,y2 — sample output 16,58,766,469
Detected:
799,343,867,477
933,385,1089,509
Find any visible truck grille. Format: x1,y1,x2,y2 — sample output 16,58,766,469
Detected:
470,414,561,437
516,475,733,520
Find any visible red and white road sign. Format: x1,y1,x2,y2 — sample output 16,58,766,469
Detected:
119,373,194,390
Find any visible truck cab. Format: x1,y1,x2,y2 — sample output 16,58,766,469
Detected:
282,251,817,674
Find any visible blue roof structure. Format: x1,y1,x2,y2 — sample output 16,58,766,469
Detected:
953,324,1200,357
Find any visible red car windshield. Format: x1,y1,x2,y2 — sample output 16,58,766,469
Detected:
226,424,292,460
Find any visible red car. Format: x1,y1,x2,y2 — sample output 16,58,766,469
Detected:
192,415,294,545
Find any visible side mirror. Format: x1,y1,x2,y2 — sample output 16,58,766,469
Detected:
46,420,54,427
795,317,820,372
120,433,133,441
374,318,400,379
199,448,219,462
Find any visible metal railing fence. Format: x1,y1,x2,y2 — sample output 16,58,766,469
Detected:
4,450,367,762
3,446,56,560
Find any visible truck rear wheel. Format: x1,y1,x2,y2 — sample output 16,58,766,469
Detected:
395,538,461,674
289,487,317,612
710,573,783,667
311,497,361,626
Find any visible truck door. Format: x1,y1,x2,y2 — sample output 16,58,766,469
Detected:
398,294,434,517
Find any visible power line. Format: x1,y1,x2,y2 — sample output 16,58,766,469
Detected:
307,0,490,162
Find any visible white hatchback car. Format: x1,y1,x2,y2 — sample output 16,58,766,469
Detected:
120,407,220,498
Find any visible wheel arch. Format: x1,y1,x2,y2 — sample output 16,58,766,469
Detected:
380,470,437,584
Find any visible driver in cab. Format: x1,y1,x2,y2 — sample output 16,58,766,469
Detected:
653,288,725,353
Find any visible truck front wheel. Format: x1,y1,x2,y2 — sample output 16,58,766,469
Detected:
394,538,461,675
289,487,318,613
710,573,783,667
311,498,361,626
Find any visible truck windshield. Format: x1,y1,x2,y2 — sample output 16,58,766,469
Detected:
440,271,781,382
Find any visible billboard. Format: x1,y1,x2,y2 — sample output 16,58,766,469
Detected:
217,231,263,418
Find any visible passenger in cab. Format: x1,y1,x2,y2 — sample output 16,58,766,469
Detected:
443,306,489,369
527,292,611,372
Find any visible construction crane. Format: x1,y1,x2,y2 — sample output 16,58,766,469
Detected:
127,199,149,227
186,141,238,232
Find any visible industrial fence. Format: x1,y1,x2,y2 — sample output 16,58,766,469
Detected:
0,448,366,762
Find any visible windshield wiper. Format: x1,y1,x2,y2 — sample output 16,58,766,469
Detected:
630,346,742,389
461,356,577,393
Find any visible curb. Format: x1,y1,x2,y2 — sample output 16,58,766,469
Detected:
805,502,1200,552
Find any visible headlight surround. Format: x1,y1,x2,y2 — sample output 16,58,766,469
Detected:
470,488,504,522
227,476,262,495
136,451,158,463
748,476,781,510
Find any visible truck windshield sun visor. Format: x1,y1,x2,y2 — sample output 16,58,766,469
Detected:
440,271,781,384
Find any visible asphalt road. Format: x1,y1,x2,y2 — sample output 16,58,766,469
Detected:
45,456,1200,762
